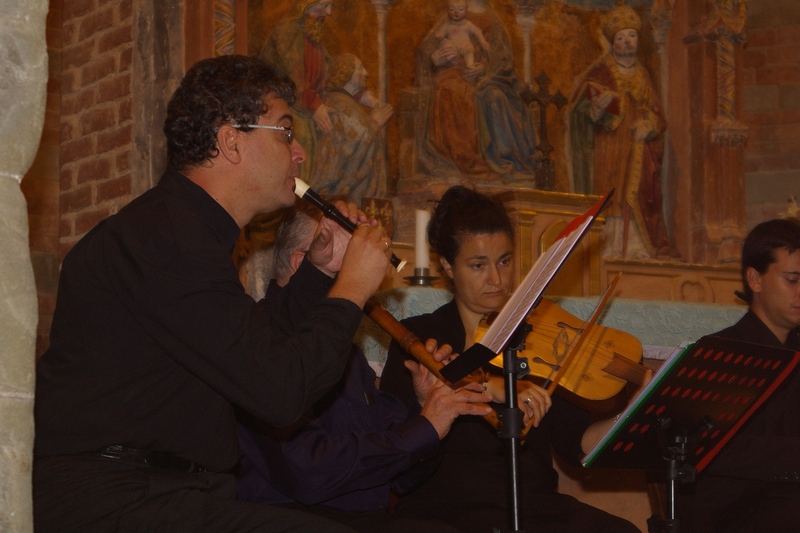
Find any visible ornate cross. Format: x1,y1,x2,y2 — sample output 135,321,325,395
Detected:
522,71,568,190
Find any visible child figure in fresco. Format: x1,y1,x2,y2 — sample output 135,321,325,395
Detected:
433,0,489,70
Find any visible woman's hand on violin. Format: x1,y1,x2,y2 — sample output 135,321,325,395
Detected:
518,381,552,428
483,377,551,427
420,379,493,440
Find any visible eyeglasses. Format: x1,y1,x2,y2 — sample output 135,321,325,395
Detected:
233,124,293,144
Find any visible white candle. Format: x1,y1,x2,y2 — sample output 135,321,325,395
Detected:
415,209,431,270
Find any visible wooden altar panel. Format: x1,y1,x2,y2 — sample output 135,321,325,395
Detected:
497,189,604,297
602,259,742,304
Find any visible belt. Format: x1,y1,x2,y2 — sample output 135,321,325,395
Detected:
93,445,209,473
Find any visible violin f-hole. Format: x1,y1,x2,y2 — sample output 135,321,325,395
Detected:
532,357,559,370
556,321,584,335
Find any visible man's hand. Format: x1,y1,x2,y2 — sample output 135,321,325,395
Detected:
406,360,435,406
406,339,454,405
327,224,391,308
306,201,364,277
420,380,492,440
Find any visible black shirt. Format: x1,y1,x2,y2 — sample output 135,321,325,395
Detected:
34,169,364,472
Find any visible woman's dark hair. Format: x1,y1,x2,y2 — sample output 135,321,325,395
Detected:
428,186,514,264
740,218,800,303
164,55,296,172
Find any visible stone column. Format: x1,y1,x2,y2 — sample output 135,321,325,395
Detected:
369,0,390,104
650,1,676,237
704,0,748,264
672,0,748,264
516,6,536,85
0,0,49,531
132,0,184,198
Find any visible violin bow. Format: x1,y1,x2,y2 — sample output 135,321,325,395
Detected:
541,271,623,395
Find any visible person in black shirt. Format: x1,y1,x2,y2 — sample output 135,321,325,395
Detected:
380,186,641,533
680,218,800,533
33,55,408,533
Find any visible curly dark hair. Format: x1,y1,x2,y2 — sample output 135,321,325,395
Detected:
164,55,296,172
740,218,800,304
428,185,514,265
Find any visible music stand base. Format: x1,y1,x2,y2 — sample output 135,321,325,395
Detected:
647,431,697,533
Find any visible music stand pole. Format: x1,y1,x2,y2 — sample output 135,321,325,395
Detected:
647,421,698,533
497,321,532,532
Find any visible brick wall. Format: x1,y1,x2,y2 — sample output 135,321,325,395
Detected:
742,22,800,227
60,0,134,254
22,0,136,356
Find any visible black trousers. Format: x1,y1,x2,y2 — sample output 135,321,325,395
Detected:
33,454,357,533
277,503,462,533
393,490,641,533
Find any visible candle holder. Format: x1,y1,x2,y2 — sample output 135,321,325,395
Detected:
404,267,439,286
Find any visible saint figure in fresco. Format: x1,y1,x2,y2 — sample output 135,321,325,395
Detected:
416,0,538,180
570,4,677,259
311,54,392,203
260,0,335,184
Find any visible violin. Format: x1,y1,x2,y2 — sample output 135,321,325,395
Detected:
477,298,647,401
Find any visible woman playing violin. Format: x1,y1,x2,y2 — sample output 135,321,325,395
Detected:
380,186,640,533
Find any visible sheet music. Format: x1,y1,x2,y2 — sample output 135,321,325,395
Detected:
582,342,689,465
582,337,800,471
479,216,593,354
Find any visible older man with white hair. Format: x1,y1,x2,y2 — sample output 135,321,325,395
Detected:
236,203,490,532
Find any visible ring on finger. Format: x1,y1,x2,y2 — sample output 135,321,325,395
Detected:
524,396,533,404
382,238,391,252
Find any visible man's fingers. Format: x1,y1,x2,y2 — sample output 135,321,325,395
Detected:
332,200,360,225
462,381,484,393
457,403,493,416
424,338,438,354
403,359,420,373
451,389,491,404
427,340,453,363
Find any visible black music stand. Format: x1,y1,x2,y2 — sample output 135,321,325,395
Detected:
495,321,532,533
582,335,800,533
